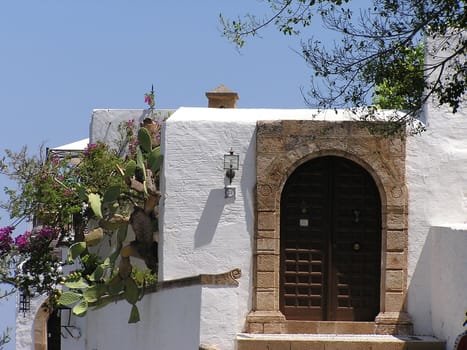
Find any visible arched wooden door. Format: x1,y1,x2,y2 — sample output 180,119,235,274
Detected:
280,156,381,321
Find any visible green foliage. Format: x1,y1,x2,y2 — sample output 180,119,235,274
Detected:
371,43,425,112
221,0,467,135
129,304,140,323
58,291,83,306
0,89,165,324
138,127,152,154
148,146,163,177
88,193,103,219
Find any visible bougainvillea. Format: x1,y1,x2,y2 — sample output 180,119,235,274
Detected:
0,226,14,255
0,226,62,299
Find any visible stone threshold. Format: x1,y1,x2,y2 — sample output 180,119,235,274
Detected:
286,321,376,334
237,333,446,350
238,333,442,342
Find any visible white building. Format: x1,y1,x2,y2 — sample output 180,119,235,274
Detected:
18,50,467,350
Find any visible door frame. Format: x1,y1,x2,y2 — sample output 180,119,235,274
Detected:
247,120,412,335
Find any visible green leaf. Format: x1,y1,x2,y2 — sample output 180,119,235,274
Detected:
88,193,103,219
109,244,122,265
65,277,89,290
125,160,137,178
117,225,128,243
84,227,104,247
138,127,152,153
72,299,88,317
148,146,163,174
88,264,104,282
124,277,139,305
67,242,86,261
91,298,112,311
77,186,88,201
136,147,146,169
128,304,140,323
107,275,124,296
103,185,121,203
83,284,106,303
58,291,82,306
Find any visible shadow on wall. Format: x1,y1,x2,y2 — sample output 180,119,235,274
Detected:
239,131,256,246
407,228,433,336
430,226,467,350
86,285,202,350
408,226,467,349
194,188,226,248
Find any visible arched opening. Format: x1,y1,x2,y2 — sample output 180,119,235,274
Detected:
280,156,381,321
33,301,61,350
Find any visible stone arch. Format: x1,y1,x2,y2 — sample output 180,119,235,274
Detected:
33,302,52,350
248,120,411,335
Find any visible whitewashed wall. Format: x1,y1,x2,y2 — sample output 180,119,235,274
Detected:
406,34,467,350
16,294,46,350
84,285,202,350
162,107,258,349
89,107,360,350
406,100,467,349
88,104,467,349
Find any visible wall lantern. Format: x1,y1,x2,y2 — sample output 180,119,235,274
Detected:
19,290,31,315
223,149,239,198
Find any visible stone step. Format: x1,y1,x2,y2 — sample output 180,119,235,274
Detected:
237,333,445,350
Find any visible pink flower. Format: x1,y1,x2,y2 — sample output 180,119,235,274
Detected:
0,226,14,254
15,231,32,253
144,92,155,108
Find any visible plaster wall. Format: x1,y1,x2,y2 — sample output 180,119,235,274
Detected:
406,35,467,347
89,107,397,349
89,106,467,348
84,285,202,350
431,226,467,350
16,295,46,350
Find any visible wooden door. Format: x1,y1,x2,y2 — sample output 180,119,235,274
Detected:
47,309,61,350
280,156,381,321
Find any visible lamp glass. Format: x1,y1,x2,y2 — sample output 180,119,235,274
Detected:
223,154,239,170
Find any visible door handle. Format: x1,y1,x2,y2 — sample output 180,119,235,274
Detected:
352,242,361,252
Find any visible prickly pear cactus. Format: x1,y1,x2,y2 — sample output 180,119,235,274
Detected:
58,98,165,323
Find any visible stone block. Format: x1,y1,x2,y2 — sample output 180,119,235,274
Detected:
385,292,406,312
257,137,285,153
264,322,286,334
386,270,404,291
257,230,276,239
256,290,278,311
257,184,278,211
386,212,407,230
257,238,278,253
386,230,406,251
257,271,276,288
257,120,283,137
386,252,406,269
257,254,277,272
247,322,264,334
258,211,276,231
291,342,325,350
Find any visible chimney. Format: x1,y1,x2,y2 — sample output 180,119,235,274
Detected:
205,85,239,108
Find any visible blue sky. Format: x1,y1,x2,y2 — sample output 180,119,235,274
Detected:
0,1,364,348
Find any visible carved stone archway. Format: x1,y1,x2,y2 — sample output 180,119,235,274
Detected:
33,302,52,350
247,120,412,335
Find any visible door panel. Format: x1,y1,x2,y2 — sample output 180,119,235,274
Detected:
280,156,381,321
